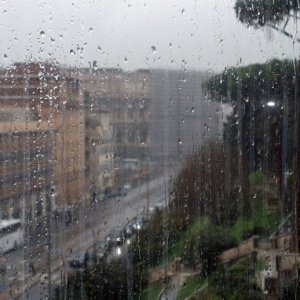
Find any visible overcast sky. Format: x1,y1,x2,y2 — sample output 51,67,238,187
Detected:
0,0,299,72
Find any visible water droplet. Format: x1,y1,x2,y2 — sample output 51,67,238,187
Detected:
191,107,194,113
124,56,128,62
181,9,185,14
97,45,102,51
4,54,7,58
89,27,93,33
178,138,182,145
151,46,156,54
70,49,75,55
40,30,45,37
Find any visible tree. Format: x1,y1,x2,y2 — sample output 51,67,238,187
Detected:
205,59,299,216
170,142,240,228
235,0,300,42
210,261,263,299
63,258,148,300
234,0,300,253
182,226,236,276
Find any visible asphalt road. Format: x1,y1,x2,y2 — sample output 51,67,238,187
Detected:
6,171,175,300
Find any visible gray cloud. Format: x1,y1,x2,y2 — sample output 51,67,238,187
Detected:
0,0,298,71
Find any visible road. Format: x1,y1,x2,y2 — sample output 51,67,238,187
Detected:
3,172,175,300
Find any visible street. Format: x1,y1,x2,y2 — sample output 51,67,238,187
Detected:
3,171,175,300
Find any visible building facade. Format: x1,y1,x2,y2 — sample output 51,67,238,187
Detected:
0,62,85,223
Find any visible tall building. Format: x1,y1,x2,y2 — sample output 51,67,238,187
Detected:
0,62,85,223
0,63,59,224
84,90,113,197
81,68,150,183
54,71,85,212
149,69,219,164
81,67,219,169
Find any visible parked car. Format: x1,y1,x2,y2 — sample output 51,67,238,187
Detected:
131,216,145,232
155,200,166,211
0,255,6,274
123,224,133,239
98,193,107,201
96,240,109,259
69,251,89,269
111,187,127,198
123,184,132,191
40,272,49,285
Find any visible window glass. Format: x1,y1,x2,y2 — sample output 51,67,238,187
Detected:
0,1,299,299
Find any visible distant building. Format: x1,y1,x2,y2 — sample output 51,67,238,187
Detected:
81,67,220,168
54,70,85,211
84,90,113,196
149,69,219,163
81,68,151,164
0,121,55,221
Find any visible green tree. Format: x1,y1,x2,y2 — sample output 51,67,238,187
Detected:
170,142,239,228
235,0,300,42
182,226,236,276
61,258,149,300
205,59,299,215
210,262,263,300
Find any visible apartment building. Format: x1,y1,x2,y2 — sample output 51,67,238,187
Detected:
84,91,113,197
81,67,218,169
0,62,85,223
149,69,219,163
82,68,150,163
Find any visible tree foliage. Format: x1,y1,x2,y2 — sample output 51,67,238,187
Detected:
182,225,236,276
131,210,166,267
234,0,300,42
63,258,148,300
170,142,240,228
235,0,299,27
210,259,263,299
205,59,300,215
204,59,297,104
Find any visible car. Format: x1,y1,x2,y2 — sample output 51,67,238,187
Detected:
111,188,127,198
123,224,133,239
40,272,49,285
107,228,125,248
69,251,90,269
98,193,107,201
123,184,132,191
131,217,144,232
96,240,109,259
155,200,166,211
0,255,6,274
147,206,155,216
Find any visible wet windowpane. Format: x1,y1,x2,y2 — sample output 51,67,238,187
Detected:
0,1,299,299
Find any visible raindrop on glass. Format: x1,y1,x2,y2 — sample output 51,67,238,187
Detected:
151,46,156,54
